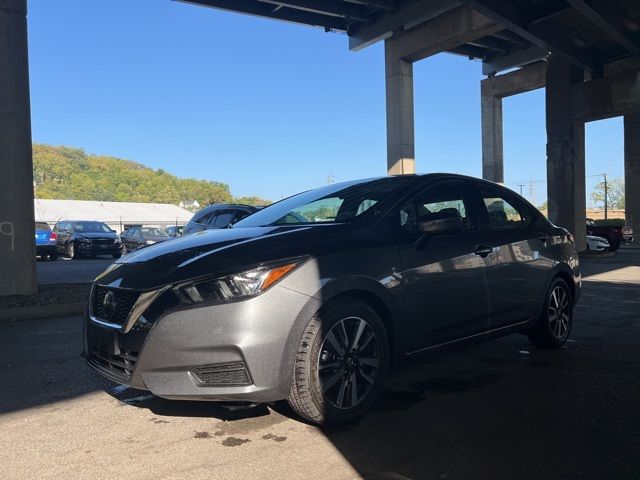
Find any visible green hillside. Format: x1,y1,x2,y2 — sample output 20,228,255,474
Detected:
32,144,270,207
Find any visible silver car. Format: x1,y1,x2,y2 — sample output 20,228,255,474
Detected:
83,174,581,424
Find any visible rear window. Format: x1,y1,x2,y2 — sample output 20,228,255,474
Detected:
35,222,51,231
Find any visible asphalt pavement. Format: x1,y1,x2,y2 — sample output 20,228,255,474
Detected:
1,249,639,479
36,257,114,284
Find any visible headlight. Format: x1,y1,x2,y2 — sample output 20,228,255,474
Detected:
79,238,91,244
174,259,305,304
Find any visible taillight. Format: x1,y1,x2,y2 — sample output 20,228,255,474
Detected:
49,232,57,241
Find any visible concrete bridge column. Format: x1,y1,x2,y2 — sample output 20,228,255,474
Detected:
481,81,503,183
385,37,415,175
625,113,640,246
545,55,587,252
0,0,36,295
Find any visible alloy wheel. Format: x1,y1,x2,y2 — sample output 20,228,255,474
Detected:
317,316,379,410
548,285,570,340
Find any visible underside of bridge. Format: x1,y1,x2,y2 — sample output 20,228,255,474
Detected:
1,0,640,294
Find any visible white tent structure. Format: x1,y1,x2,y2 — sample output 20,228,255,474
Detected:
34,199,194,233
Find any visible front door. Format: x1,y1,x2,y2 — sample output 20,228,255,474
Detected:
392,180,491,352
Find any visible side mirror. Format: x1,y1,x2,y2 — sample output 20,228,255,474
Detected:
417,211,464,235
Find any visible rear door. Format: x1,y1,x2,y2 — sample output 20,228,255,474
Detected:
393,179,492,351
474,184,554,328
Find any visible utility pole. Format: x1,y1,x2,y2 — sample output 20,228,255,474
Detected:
603,172,608,220
517,184,525,196
327,174,335,185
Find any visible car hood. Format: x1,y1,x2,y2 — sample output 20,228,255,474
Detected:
96,224,349,289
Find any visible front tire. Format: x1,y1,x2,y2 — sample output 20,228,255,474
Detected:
528,278,573,348
287,298,389,425
67,242,77,259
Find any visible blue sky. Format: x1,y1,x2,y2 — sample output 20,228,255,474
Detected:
27,0,623,204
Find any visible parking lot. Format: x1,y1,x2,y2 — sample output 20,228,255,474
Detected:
36,257,114,285
2,249,639,480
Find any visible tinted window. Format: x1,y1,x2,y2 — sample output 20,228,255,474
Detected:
233,210,251,223
140,227,169,237
213,213,234,228
194,210,215,225
481,192,529,228
71,222,112,233
234,177,414,228
397,182,472,232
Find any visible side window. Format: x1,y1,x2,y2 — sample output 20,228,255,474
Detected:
481,192,530,228
194,210,214,225
213,211,234,228
398,182,472,233
233,210,251,223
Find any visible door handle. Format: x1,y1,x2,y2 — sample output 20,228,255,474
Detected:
473,245,493,258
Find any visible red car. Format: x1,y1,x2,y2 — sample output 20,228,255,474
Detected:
586,218,623,251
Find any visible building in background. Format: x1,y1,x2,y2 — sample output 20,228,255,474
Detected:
34,199,193,233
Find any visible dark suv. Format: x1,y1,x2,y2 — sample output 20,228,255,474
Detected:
84,174,580,425
54,220,122,259
183,204,259,235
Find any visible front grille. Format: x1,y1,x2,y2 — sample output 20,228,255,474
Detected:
191,362,251,386
91,239,116,246
92,285,141,325
88,349,139,383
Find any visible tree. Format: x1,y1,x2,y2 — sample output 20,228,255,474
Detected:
591,177,625,210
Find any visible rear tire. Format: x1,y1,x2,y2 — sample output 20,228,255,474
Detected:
287,297,389,425
528,278,573,348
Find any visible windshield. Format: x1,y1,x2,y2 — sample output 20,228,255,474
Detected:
72,222,112,233
234,177,415,228
141,227,169,237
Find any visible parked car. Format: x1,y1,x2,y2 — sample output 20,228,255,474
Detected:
84,174,580,425
164,225,184,237
586,218,623,251
53,220,122,259
586,235,610,252
121,226,171,253
183,204,259,235
35,222,57,260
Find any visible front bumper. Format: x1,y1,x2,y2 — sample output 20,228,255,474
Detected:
84,284,320,403
78,243,121,255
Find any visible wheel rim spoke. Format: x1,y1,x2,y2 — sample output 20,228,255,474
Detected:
322,371,343,392
325,331,345,357
349,372,358,407
360,357,379,368
336,377,348,407
548,286,570,339
350,319,366,351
